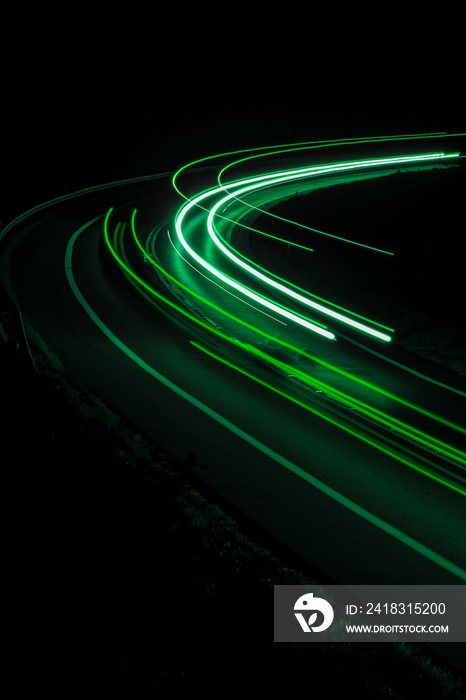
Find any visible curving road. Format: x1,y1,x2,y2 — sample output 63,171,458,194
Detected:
2,133,466,599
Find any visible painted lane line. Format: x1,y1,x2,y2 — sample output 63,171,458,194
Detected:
65,217,466,583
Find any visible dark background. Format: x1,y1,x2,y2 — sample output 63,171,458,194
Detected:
2,15,463,227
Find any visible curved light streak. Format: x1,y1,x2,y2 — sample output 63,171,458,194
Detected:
127,208,466,444
175,151,459,343
214,138,459,254
213,189,395,333
215,181,395,256
100,133,466,498
174,187,337,340
206,176,394,340
190,340,466,498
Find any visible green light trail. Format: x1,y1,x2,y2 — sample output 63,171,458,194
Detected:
125,206,466,441
213,179,395,256
172,131,457,198
102,133,466,500
171,133,461,262
190,340,466,498
171,133,463,344
134,203,466,437
214,138,462,255
241,342,466,468
174,187,336,340
205,171,398,339
207,199,396,333
174,150,459,343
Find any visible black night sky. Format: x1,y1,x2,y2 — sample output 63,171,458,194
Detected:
3,20,463,227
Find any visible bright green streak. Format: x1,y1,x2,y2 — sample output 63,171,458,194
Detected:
231,225,315,253
214,132,464,191
205,165,400,339
103,132,466,483
172,131,452,195
242,342,466,467
190,340,466,498
124,208,466,438
103,207,466,495
214,138,462,254
211,225,395,332
123,136,466,489
218,183,396,255
174,188,336,340
173,134,462,334
208,201,395,332
176,151,459,343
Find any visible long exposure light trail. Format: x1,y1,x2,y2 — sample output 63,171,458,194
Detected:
100,132,466,502
174,150,459,343
190,340,466,498
174,188,336,340
216,181,394,256
165,230,288,326
128,206,466,442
